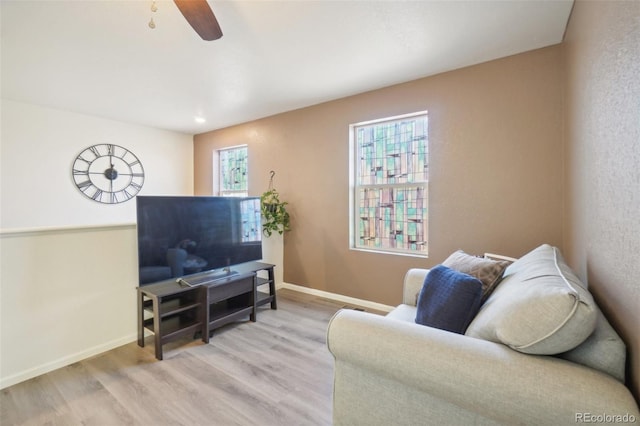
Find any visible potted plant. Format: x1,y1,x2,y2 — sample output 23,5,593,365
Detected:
261,187,290,237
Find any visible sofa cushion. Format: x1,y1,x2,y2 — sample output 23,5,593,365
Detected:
415,265,483,334
443,250,511,301
386,303,418,323
557,307,626,382
465,244,597,355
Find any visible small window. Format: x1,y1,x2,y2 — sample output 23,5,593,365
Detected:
239,198,261,243
218,145,248,197
350,112,429,256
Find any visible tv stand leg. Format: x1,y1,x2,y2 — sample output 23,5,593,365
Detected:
137,291,145,347
269,267,277,310
151,296,163,360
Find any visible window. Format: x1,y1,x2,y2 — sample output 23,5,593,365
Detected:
350,111,429,256
239,198,261,243
218,145,248,196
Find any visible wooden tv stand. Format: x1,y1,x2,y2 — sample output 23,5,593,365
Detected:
137,262,276,360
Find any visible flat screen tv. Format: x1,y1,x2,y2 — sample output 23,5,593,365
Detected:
136,196,262,286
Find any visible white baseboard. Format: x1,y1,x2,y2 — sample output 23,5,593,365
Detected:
277,282,395,313
0,334,137,390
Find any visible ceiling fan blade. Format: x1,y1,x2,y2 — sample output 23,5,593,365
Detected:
174,0,223,41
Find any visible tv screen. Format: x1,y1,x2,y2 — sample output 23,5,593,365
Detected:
136,196,262,286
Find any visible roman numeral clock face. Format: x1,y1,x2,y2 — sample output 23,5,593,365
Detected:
72,144,145,204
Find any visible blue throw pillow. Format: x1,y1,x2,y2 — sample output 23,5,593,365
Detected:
415,265,483,334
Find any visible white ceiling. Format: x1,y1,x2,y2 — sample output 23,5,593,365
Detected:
1,0,573,135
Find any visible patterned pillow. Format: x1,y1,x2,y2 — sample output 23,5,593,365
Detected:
415,265,483,334
443,250,511,301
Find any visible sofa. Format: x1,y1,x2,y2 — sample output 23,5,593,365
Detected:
327,244,640,425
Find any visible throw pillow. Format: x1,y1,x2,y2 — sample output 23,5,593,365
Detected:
465,244,597,355
415,265,483,334
443,250,512,302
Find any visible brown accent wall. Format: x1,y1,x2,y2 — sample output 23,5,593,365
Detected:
194,45,564,307
563,0,640,400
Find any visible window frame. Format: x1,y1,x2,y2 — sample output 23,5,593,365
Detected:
349,111,429,257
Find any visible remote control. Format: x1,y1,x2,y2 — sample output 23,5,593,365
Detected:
176,278,195,287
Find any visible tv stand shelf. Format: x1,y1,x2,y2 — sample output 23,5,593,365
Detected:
142,315,201,338
137,262,276,360
142,297,200,317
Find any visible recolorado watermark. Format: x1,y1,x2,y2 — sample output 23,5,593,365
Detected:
575,413,637,423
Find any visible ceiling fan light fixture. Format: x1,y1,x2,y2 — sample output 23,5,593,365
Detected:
148,1,157,30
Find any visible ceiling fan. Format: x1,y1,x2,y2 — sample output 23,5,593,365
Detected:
173,0,223,41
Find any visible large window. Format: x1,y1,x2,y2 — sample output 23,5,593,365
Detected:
350,111,429,256
218,145,248,197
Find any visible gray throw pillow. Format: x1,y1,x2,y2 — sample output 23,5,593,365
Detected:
443,250,511,302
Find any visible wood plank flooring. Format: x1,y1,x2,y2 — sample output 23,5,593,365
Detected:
1,289,382,426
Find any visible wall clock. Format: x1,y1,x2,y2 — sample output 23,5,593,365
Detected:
72,144,145,204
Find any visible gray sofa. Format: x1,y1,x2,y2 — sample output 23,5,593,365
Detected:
327,245,640,425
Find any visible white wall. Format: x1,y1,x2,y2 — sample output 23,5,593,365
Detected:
1,100,194,229
0,100,194,388
1,224,139,388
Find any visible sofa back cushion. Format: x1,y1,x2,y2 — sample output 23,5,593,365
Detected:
557,307,626,382
465,244,597,355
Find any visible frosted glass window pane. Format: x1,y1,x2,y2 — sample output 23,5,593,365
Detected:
219,146,248,196
352,112,428,255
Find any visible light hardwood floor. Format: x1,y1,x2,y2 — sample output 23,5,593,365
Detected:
1,289,382,426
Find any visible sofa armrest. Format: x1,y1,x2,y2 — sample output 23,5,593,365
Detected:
402,268,429,306
327,309,639,424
